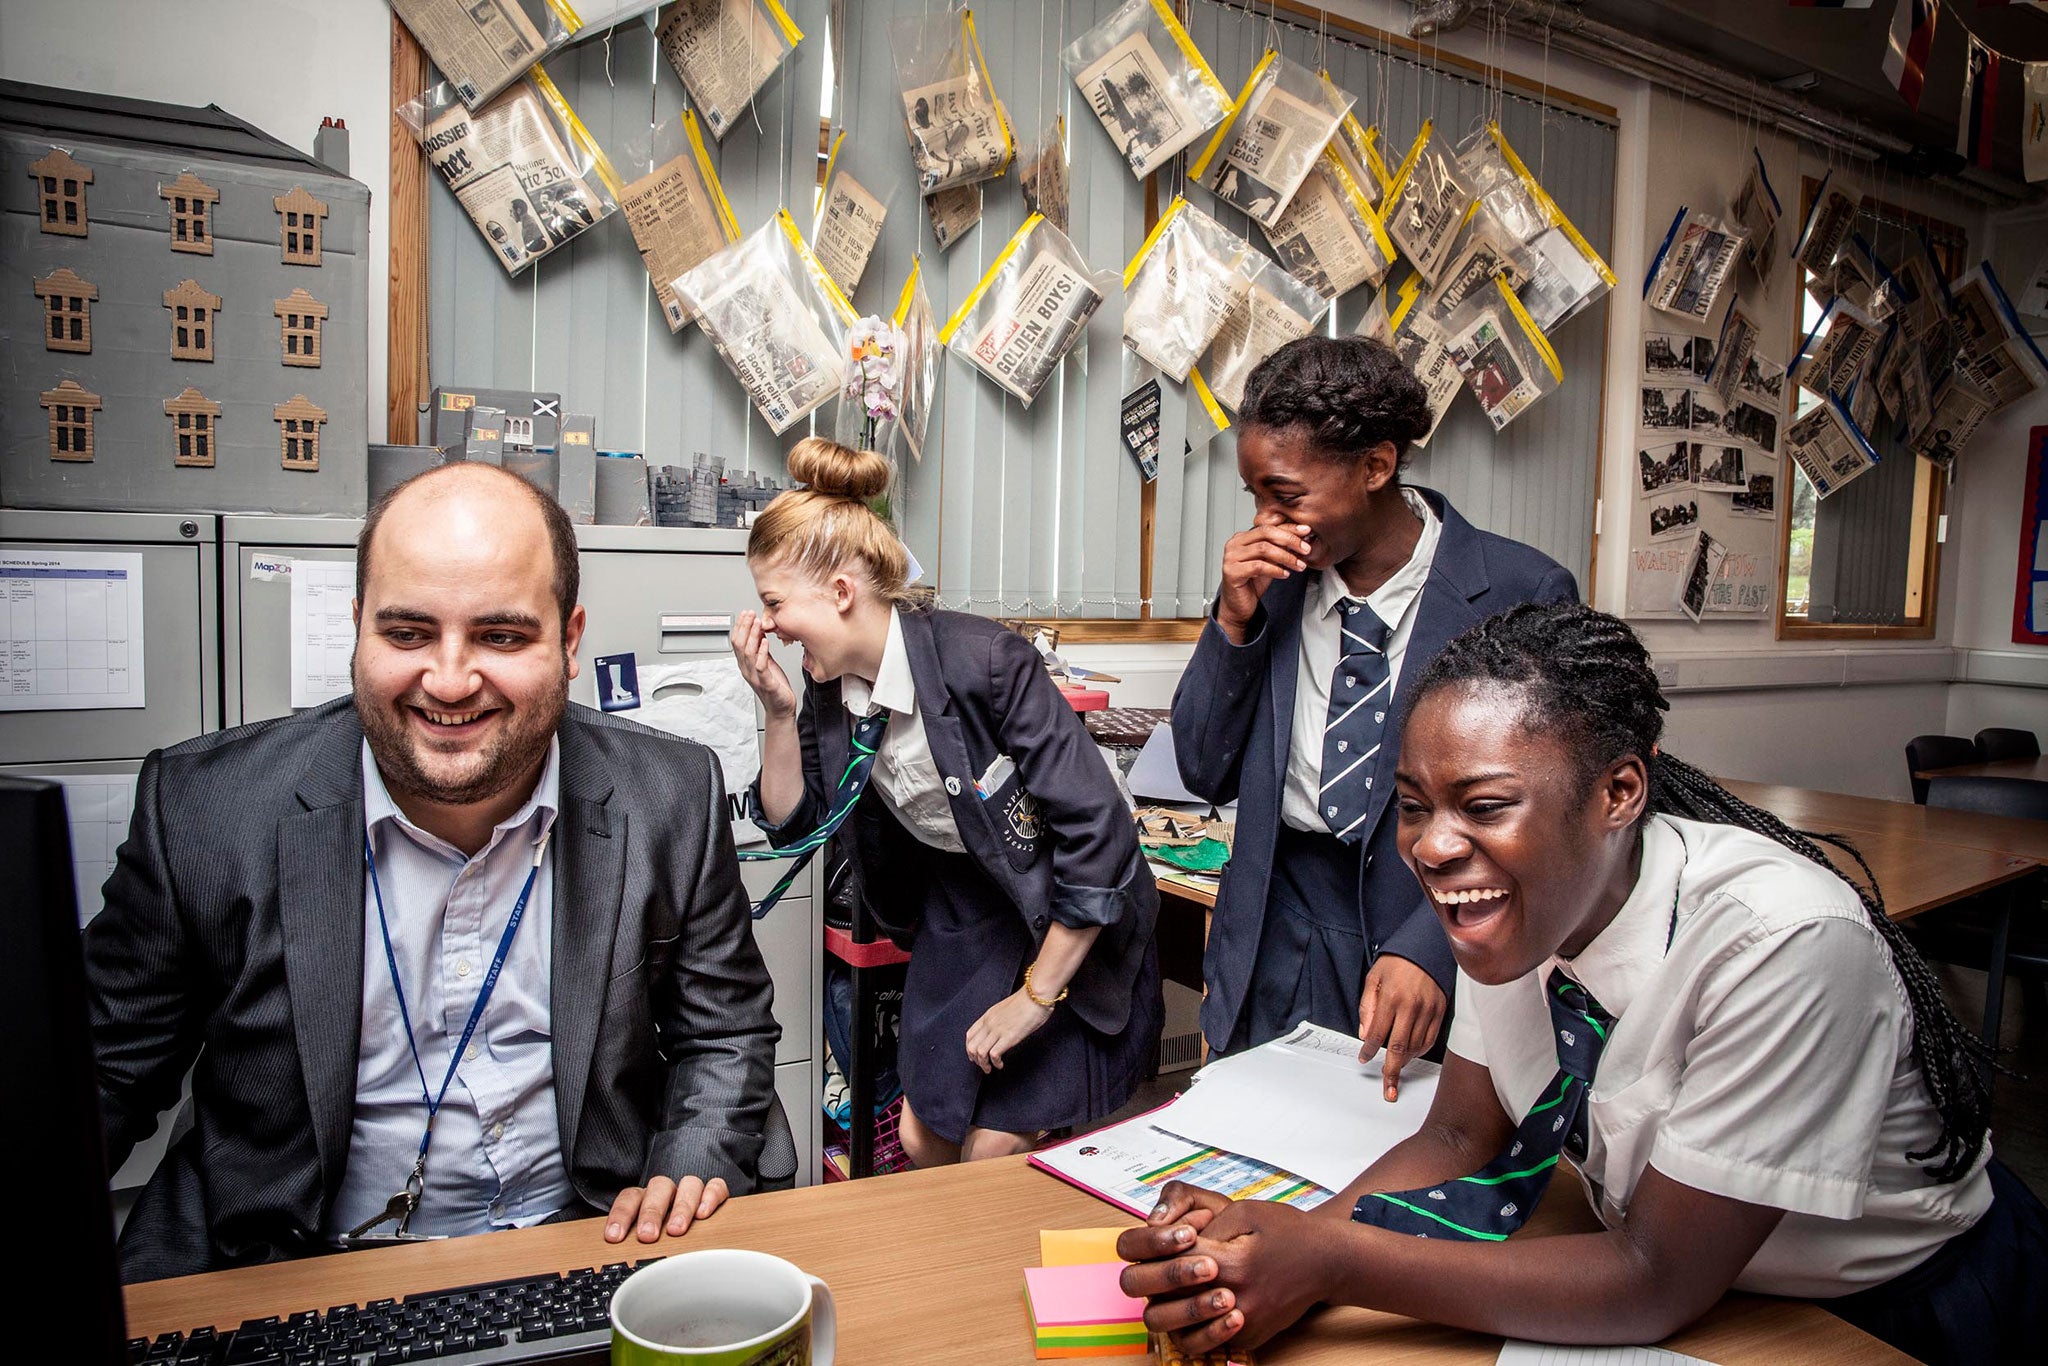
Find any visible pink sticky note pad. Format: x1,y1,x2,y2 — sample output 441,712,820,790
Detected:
1023,1262,1148,1328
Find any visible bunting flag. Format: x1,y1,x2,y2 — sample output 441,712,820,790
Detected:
1882,0,1938,109
2027,63,2048,182
1960,35,2000,169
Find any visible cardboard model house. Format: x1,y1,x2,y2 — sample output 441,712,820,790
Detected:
1,79,369,514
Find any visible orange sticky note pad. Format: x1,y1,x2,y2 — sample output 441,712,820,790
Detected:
1039,1227,1128,1267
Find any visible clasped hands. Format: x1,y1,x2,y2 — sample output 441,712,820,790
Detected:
1116,1182,1333,1354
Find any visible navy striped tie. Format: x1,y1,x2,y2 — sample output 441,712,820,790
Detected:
737,708,887,919
1320,600,1392,842
1352,969,1614,1240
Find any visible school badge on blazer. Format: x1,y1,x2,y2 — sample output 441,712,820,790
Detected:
976,753,1042,868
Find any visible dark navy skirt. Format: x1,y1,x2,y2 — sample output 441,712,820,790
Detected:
896,845,1161,1146
1824,1157,2048,1364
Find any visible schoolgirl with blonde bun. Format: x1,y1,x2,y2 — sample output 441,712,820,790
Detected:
732,439,1161,1166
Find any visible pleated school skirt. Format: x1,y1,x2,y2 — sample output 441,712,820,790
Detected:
895,845,1161,1146
1824,1156,2048,1364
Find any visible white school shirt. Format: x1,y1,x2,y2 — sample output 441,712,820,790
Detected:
1446,814,1993,1296
326,740,576,1240
1280,488,1442,835
841,607,966,853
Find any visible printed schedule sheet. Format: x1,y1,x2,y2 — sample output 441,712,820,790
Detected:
1,550,146,711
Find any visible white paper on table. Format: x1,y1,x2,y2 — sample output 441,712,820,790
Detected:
40,771,138,925
1156,1020,1440,1193
289,559,358,709
1497,1343,1717,1366
630,656,765,845
1127,720,1202,802
1,550,146,712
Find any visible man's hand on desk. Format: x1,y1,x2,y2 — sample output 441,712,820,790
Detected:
604,1175,730,1243
1116,1181,1331,1353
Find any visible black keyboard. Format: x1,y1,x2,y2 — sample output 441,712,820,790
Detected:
128,1257,663,1365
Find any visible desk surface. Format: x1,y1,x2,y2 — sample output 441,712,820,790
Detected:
126,1156,1904,1364
1913,756,2048,783
1724,779,2048,865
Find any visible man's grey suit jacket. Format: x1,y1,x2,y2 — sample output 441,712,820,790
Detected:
86,698,782,1282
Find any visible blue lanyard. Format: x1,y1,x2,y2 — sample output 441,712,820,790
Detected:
362,826,550,1225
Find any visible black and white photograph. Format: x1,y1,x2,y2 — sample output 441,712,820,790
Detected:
1730,471,1776,518
1677,528,1727,622
1641,384,1693,431
1074,32,1195,179
1644,331,1713,380
1696,443,1747,491
1724,399,1779,452
1637,441,1696,498
1689,390,1725,438
1648,494,1701,540
1734,349,1785,408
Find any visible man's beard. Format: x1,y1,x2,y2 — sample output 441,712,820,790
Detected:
354,658,570,810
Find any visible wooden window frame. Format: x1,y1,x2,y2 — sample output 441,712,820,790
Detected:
276,186,328,266
165,387,221,467
161,172,220,255
275,289,329,368
274,395,327,472
1775,182,1957,642
40,380,101,462
30,148,91,237
165,280,222,362
34,268,97,354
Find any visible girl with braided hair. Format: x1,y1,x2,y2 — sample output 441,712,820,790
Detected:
1173,334,1575,1084
1123,602,2045,1363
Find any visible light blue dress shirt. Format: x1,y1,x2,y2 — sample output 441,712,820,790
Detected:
324,739,577,1240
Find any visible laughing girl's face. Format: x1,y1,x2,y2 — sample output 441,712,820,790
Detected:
1393,682,1648,985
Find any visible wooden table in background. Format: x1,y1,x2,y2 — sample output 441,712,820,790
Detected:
1723,779,2048,865
124,1156,1905,1364
1911,756,2048,783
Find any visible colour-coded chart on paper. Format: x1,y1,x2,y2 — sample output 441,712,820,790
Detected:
1,551,146,711
1031,1107,1332,1218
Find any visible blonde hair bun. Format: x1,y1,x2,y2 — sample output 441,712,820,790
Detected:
789,437,891,502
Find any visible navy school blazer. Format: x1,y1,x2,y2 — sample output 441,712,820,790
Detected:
752,607,1159,1036
1172,487,1578,1051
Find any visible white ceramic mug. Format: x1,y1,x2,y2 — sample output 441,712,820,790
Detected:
609,1248,835,1365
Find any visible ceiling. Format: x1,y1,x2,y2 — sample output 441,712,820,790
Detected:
1468,0,2048,200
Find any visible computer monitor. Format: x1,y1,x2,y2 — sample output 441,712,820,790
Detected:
0,777,127,1360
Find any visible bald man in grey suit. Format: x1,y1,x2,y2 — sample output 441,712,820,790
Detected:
87,465,783,1281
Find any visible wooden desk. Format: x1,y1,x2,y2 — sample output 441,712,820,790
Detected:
1722,779,2048,865
1912,756,2048,783
125,1156,1905,1363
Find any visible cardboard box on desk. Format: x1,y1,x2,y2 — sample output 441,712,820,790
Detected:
429,385,561,455
557,412,596,523
463,406,505,465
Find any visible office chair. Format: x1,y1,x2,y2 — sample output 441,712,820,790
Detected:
1975,728,2041,763
1926,776,2048,822
1905,778,2048,1055
1905,734,1981,805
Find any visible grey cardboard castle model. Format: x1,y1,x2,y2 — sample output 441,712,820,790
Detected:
1,80,370,514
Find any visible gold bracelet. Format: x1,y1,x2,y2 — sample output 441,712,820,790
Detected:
1022,964,1068,1010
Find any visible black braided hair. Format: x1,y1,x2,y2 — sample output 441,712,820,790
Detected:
1238,335,1433,469
1408,601,1992,1183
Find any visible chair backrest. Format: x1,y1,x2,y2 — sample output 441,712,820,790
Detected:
1926,776,2048,822
1905,734,1982,804
1975,728,2041,763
